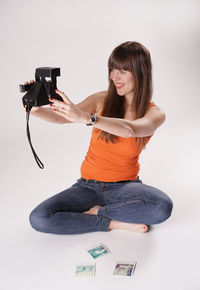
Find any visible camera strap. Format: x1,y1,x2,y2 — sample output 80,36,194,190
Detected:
26,106,44,169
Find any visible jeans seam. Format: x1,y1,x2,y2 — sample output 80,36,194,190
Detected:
104,199,144,210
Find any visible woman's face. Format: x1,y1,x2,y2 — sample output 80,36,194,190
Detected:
110,69,135,97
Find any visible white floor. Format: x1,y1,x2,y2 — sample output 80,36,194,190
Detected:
1,0,199,289
1,130,200,290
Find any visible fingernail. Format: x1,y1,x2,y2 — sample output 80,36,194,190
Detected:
49,98,53,100
56,89,59,92
53,109,57,111
49,104,52,106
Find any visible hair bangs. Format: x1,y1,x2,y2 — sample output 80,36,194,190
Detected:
108,49,132,72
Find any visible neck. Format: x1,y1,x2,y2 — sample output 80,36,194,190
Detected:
124,93,134,107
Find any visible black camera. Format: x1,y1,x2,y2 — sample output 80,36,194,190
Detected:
19,67,63,109
20,67,65,169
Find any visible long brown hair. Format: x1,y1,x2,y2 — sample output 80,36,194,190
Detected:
94,41,153,151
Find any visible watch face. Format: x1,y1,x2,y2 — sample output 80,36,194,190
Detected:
91,116,96,122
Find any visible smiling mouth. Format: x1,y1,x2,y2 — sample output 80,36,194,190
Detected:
115,84,124,89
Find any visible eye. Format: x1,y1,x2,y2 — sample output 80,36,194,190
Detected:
110,69,126,74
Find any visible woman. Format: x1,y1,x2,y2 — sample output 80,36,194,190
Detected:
27,41,173,235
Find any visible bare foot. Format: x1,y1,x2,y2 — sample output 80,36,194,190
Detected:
83,205,101,215
83,206,149,233
108,220,149,233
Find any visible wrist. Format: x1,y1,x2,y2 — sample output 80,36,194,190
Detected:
86,113,98,126
80,111,91,124
80,111,98,126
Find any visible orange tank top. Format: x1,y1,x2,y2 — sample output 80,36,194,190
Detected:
80,102,156,182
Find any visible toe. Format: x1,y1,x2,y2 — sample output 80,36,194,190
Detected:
142,225,149,232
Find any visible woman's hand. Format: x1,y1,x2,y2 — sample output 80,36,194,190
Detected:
49,89,89,123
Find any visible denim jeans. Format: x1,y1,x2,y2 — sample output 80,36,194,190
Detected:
29,176,173,235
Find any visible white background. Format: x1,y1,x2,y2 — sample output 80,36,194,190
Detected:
0,0,200,289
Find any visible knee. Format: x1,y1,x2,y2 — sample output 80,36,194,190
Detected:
155,198,173,224
29,208,47,233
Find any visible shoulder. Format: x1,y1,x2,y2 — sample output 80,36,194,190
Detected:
148,102,158,109
76,90,107,114
146,103,166,125
148,102,165,113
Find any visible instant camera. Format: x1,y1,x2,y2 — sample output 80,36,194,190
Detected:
19,67,64,169
19,67,63,110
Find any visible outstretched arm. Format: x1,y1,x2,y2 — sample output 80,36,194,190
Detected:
28,89,102,125
92,106,166,137
51,90,166,138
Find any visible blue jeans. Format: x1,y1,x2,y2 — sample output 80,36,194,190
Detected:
29,176,173,235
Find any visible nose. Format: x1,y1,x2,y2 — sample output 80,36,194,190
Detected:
110,70,121,82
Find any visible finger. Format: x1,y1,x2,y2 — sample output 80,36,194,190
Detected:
50,104,67,113
30,80,34,83
49,98,67,109
56,89,71,104
51,107,67,118
24,81,28,85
